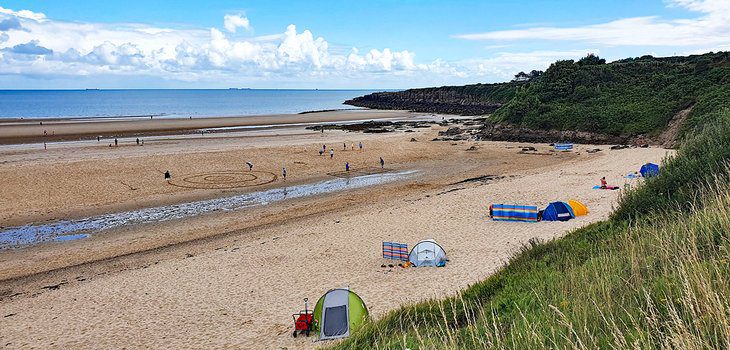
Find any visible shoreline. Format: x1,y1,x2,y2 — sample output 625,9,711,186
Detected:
0,109,415,145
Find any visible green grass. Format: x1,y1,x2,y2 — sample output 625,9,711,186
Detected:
491,52,730,137
329,111,730,349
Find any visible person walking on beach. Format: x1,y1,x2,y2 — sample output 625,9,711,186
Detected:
380,157,385,169
114,138,118,147
359,142,363,151
343,142,347,151
345,162,350,172
330,149,334,159
319,149,324,156
282,166,287,181
246,161,253,171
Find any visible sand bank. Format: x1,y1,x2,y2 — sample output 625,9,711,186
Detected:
0,109,415,144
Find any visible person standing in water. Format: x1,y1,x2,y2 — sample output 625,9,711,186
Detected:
114,138,118,147
380,157,385,169
246,161,253,171
136,138,140,145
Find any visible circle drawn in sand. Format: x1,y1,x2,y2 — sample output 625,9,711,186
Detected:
169,171,277,189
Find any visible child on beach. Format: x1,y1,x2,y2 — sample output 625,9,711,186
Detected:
600,177,607,189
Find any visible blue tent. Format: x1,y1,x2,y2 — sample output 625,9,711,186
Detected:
542,202,575,221
640,163,660,177
554,143,574,150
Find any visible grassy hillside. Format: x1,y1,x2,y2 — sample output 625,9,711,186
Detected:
331,110,730,349
346,52,730,142
491,52,730,137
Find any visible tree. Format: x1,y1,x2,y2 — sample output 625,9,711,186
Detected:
577,54,606,66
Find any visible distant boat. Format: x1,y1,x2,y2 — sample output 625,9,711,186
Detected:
228,88,251,90
85,88,100,91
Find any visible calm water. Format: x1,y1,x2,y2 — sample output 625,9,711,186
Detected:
0,171,415,249
0,89,385,119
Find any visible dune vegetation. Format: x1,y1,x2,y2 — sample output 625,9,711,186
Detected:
347,52,730,142
331,110,730,349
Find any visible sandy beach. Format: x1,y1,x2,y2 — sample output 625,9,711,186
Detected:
0,112,670,349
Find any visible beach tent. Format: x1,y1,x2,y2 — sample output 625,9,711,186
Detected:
640,163,660,178
568,199,589,216
491,204,539,222
542,202,575,221
408,239,448,267
313,288,369,340
554,143,574,150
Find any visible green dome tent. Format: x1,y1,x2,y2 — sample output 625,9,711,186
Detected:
313,288,369,340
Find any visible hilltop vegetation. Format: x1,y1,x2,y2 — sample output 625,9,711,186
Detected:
493,52,730,138
347,52,730,142
331,110,730,349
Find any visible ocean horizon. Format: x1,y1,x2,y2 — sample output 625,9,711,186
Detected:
0,89,392,120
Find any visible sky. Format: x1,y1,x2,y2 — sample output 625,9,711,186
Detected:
0,0,728,89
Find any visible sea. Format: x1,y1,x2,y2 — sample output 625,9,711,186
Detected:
0,89,386,119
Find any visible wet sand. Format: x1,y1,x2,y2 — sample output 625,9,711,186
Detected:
0,116,670,349
0,109,413,144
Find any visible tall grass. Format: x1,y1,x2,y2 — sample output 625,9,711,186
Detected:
330,112,730,350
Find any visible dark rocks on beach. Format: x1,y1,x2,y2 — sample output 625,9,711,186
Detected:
466,145,479,151
586,148,602,153
610,145,630,150
521,146,537,152
363,127,394,133
410,138,418,142
439,127,463,136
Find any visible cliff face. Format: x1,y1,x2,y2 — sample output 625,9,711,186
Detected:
344,82,521,115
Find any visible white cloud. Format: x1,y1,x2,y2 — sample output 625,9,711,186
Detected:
458,49,599,81
454,0,730,48
223,14,251,33
0,6,46,22
0,7,457,86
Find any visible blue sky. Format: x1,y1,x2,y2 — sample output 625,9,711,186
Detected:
0,0,728,89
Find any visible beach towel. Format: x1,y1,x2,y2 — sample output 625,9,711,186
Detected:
593,185,619,190
382,242,408,261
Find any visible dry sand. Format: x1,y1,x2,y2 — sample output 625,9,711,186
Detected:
0,115,670,349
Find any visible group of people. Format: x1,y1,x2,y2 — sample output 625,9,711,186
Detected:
239,141,385,181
